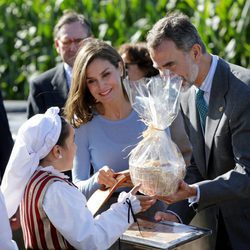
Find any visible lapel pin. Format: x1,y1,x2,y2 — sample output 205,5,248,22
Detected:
219,106,224,112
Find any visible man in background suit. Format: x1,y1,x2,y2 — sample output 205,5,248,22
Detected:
27,11,92,180
147,13,250,249
27,11,92,118
0,90,13,182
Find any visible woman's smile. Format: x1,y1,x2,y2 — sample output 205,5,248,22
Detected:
99,88,112,96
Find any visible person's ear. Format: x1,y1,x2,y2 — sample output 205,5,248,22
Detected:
51,145,62,159
54,39,60,54
191,44,202,62
118,61,125,78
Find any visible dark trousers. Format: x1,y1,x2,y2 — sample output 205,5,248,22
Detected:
215,211,233,250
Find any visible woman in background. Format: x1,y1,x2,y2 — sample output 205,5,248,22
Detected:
118,42,159,81
64,38,192,219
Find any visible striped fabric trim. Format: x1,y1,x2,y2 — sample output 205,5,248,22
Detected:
20,170,75,250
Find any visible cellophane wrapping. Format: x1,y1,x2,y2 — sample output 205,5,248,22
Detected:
124,71,186,196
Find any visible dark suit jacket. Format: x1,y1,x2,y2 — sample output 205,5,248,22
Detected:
170,58,250,249
27,64,72,179
0,90,13,181
27,64,68,118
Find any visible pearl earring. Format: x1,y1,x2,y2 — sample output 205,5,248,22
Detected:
59,154,62,159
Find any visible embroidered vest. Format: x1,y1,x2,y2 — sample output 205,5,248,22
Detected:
20,170,75,250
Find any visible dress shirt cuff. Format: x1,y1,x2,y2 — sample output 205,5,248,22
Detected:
165,210,183,224
188,184,200,211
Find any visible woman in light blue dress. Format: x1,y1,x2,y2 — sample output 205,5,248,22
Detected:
64,39,192,218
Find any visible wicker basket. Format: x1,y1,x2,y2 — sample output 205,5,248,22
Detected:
130,161,185,196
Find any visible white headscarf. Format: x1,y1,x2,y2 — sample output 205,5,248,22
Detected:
1,107,62,218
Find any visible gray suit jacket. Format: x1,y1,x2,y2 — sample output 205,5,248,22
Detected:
170,58,250,249
27,64,68,118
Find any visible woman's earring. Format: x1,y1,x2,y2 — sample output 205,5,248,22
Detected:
59,154,62,159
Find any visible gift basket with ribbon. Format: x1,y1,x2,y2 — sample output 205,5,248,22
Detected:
124,70,186,196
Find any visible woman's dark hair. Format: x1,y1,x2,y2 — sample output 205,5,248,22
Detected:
56,117,70,147
118,42,159,78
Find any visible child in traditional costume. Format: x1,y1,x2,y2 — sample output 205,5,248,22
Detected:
1,107,153,250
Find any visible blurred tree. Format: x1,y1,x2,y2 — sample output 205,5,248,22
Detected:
0,0,249,99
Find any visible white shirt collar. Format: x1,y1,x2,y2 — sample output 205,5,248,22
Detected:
37,165,70,179
63,63,72,87
200,54,218,92
195,54,218,104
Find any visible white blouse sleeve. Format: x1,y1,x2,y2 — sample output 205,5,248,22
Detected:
0,190,18,250
43,181,140,250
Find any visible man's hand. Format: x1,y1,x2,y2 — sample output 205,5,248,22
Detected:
154,211,180,223
156,180,197,204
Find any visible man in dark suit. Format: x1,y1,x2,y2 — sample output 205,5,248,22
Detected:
27,11,92,118
0,90,13,182
146,13,250,249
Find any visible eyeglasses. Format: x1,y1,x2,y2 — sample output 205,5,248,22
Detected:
125,62,138,68
124,62,138,76
59,37,89,47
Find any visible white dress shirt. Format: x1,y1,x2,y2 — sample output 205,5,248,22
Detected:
189,54,218,206
64,63,72,89
40,166,140,250
194,54,219,104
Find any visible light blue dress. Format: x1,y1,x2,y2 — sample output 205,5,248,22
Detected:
73,110,146,199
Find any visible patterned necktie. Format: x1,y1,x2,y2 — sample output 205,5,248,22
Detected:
196,89,208,130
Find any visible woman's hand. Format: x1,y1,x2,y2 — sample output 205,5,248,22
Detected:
97,166,117,189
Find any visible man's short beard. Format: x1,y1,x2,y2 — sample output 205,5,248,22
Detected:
181,64,198,92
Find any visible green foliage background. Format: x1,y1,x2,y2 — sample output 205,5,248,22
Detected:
0,0,249,99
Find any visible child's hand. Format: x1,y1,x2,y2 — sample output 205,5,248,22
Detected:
10,209,21,231
136,195,156,212
130,184,156,212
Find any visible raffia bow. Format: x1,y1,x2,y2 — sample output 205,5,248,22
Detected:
142,123,164,139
